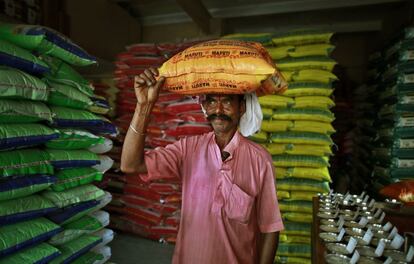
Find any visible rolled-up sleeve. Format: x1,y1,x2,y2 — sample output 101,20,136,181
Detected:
141,139,185,182
257,155,284,233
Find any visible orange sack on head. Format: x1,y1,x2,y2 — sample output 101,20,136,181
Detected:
158,39,288,96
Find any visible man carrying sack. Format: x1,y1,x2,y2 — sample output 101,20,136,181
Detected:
121,40,286,264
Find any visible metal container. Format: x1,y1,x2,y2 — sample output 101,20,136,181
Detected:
345,227,364,237
356,246,379,258
325,253,353,264
358,256,382,264
326,243,352,255
320,232,341,242
344,235,370,246
320,224,340,233
383,250,408,262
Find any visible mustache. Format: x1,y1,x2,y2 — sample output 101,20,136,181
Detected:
207,114,232,122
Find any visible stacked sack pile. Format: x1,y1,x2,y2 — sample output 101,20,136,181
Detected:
369,27,414,200
224,31,337,264
110,41,211,243
0,23,115,263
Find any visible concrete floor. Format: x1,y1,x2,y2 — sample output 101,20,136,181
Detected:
109,232,175,264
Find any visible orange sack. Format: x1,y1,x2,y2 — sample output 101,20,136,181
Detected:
158,39,288,96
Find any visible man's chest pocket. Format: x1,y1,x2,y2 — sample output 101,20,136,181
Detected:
224,183,254,224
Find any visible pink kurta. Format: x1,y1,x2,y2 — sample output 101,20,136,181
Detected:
143,131,284,264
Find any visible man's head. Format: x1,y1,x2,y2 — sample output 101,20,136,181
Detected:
201,94,246,134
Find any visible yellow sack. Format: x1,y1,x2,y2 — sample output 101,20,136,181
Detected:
289,191,319,201
262,120,335,134
288,43,335,58
272,31,333,46
277,190,291,200
291,69,338,83
249,131,268,143
275,167,331,182
279,201,313,213
159,39,287,95
267,46,295,60
262,107,274,119
222,33,273,46
270,132,333,146
277,178,330,193
280,234,312,244
281,222,311,236
275,256,311,264
258,95,294,108
272,108,335,123
264,143,332,156
277,56,336,72
283,82,333,97
294,96,335,109
272,155,329,168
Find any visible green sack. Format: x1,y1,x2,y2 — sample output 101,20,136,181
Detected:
71,246,110,264
0,217,61,256
0,194,56,219
278,201,313,214
42,56,94,96
0,175,56,201
42,184,105,208
276,56,336,72
52,167,103,192
49,234,102,264
48,82,93,109
0,243,60,264
46,129,104,150
0,149,53,177
0,23,96,66
270,132,333,146
277,178,330,193
0,66,49,101
282,82,333,97
272,108,335,123
0,99,52,123
282,221,312,236
46,149,100,169
49,210,109,245
0,123,58,150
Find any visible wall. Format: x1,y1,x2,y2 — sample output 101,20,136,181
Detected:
65,0,141,62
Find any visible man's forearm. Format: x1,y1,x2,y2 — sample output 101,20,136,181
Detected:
120,103,153,174
259,232,279,264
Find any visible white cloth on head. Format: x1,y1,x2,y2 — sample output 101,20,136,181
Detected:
239,93,262,137
198,93,263,137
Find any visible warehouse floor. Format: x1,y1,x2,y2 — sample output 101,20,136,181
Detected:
110,232,175,264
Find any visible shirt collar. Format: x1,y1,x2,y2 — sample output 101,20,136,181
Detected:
210,130,241,160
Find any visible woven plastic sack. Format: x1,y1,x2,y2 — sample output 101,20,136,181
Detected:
0,23,96,66
249,131,269,143
277,190,290,200
48,82,93,109
49,234,102,264
88,138,113,154
0,148,53,177
294,96,335,109
277,243,311,258
46,129,104,150
289,69,338,83
47,149,100,169
0,123,59,150
270,132,333,146
271,31,333,46
71,246,111,264
0,66,49,101
282,82,333,97
276,56,336,71
159,39,287,95
0,39,49,75
288,43,335,58
261,120,335,134
279,234,311,244
91,228,114,249
288,191,319,202
275,256,311,264
0,99,52,123
42,56,94,96
282,221,311,236
279,201,313,214
0,242,60,264
0,217,62,257
267,46,295,60
0,174,56,201
88,96,110,115
52,167,103,192
222,33,273,46
262,108,274,119
275,167,331,182
259,95,295,108
272,108,334,123
282,212,313,223
265,143,332,156
277,178,330,193
49,210,109,246
42,184,105,208
272,155,329,168
0,194,57,225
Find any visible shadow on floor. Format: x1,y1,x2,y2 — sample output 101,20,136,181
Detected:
110,232,175,264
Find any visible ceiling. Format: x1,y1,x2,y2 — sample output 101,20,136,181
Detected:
114,0,410,34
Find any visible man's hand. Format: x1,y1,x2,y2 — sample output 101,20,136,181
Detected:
134,67,165,105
